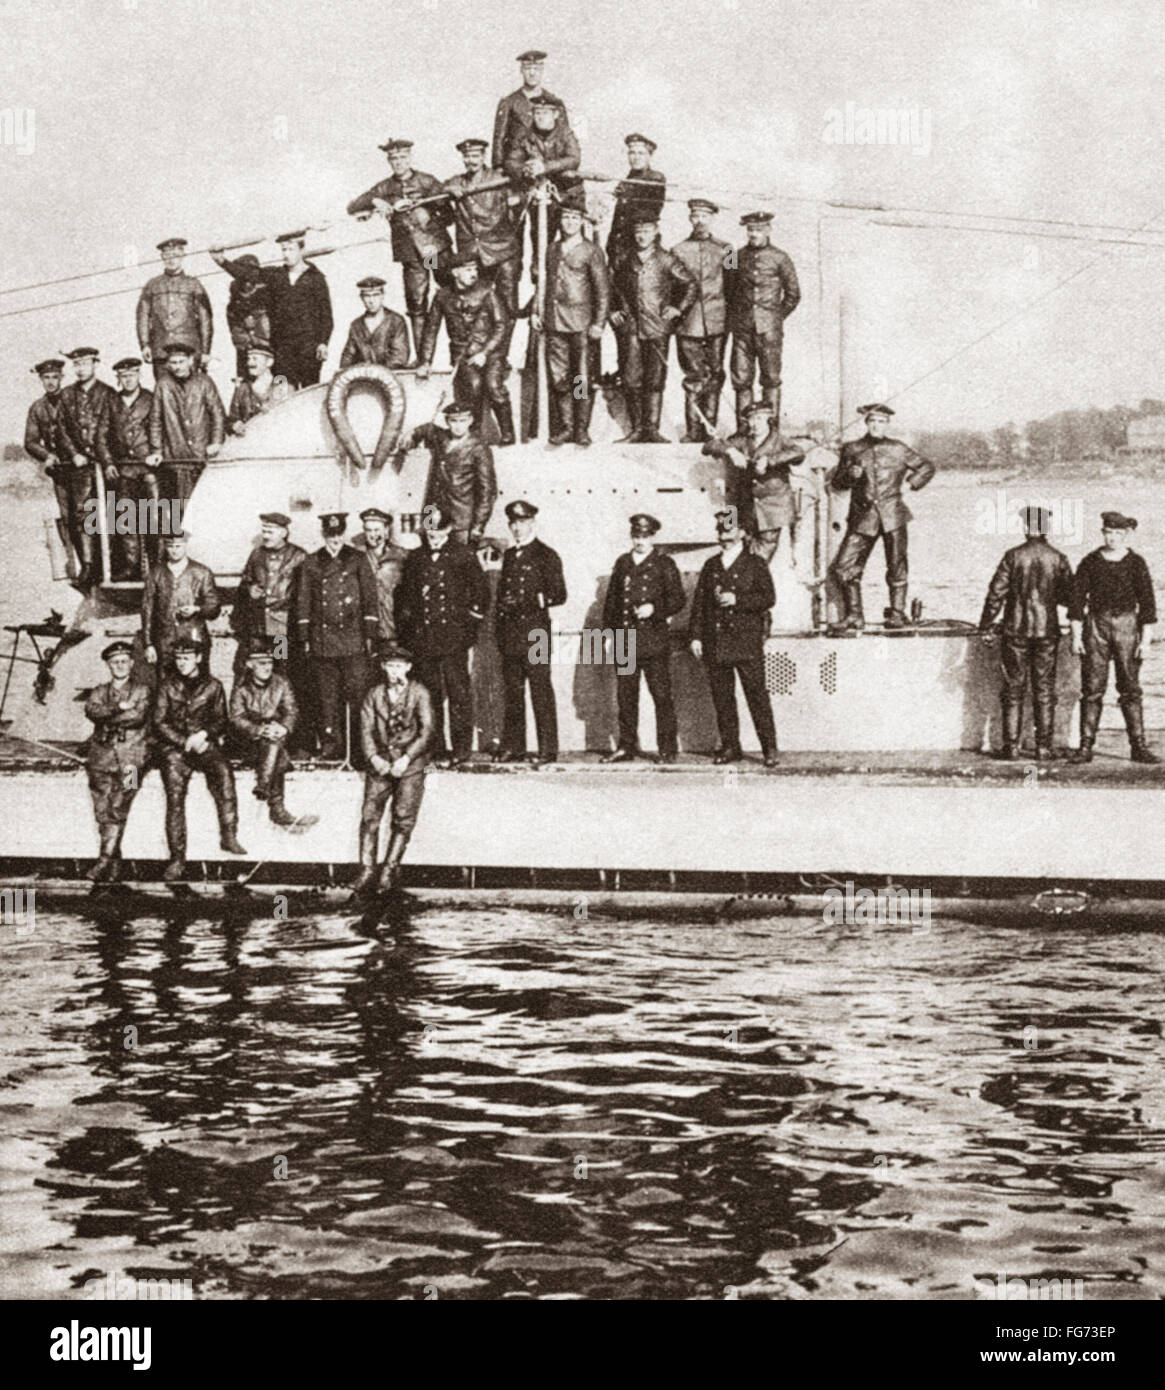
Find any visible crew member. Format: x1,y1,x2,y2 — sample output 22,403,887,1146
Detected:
728,211,800,430
601,514,686,763
352,640,435,897
141,529,222,668
829,403,935,630
146,342,226,505
111,355,157,576
83,640,152,883
609,215,696,443
24,358,71,569
56,347,120,587
689,509,779,767
446,138,521,319
1069,511,1159,763
417,251,514,445
223,253,272,379
231,511,306,676
492,49,570,171
494,499,567,764
136,237,212,375
409,401,498,547
979,505,1074,761
672,198,734,442
503,95,583,255
346,139,454,365
295,512,379,761
532,203,609,447
352,508,409,640
153,639,247,880
339,276,410,370
703,401,806,563
229,635,303,827
270,231,333,388
227,341,287,432
606,134,666,272
395,505,488,768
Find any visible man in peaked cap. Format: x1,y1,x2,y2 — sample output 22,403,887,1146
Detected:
494,499,567,764
406,400,498,547
110,355,157,577
24,357,72,569
492,49,571,171
229,634,307,828
146,340,226,504
503,94,584,257
704,400,806,564
83,640,152,883
979,505,1074,761
352,506,410,642
606,133,667,273
339,276,410,370
295,512,380,761
136,237,213,375
829,402,935,630
56,347,120,588
728,210,800,432
346,139,454,364
671,198,735,442
1069,511,1159,762
445,137,522,321
226,340,288,435
141,528,222,667
601,513,687,763
231,510,307,706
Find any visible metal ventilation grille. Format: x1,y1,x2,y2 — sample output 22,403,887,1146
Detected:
765,650,797,695
820,651,838,695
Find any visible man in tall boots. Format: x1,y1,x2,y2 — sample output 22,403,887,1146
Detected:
24,358,72,573
229,635,304,826
601,514,686,763
1070,511,1159,763
353,641,435,897
689,510,779,767
56,346,119,587
829,403,935,630
111,355,156,577
84,641,152,883
394,505,489,768
494,499,567,764
153,640,247,880
146,341,226,505
728,211,800,430
672,199,734,443
979,505,1074,761
445,137,522,320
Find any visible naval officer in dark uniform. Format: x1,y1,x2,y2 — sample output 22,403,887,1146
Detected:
689,509,779,766
1069,511,1159,763
84,640,152,883
829,402,936,629
979,505,1074,761
394,505,489,768
601,514,686,763
295,512,380,760
494,499,567,764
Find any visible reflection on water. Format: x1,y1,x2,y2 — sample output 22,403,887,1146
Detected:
1,906,1162,1300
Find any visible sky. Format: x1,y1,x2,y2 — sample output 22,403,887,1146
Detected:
4,0,1165,439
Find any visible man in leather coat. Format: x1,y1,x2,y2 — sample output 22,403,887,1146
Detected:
229,635,303,827
56,347,120,587
411,402,499,547
703,401,806,562
671,199,734,442
728,211,800,430
84,640,152,883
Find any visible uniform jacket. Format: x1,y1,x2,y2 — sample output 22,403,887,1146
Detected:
352,535,409,639
689,546,775,664
24,393,65,464
346,170,454,266
446,169,521,267
148,371,226,461
360,678,434,770
58,379,120,467
85,679,152,772
671,232,735,337
611,244,697,340
414,423,498,538
113,388,154,463
395,539,490,657
295,544,380,658
830,435,936,537
602,549,687,661
420,281,509,365
339,311,410,370
232,542,307,641
727,242,801,337
606,168,667,266
136,270,213,356
496,537,568,656
142,557,222,653
979,537,1073,639
503,123,582,200
153,671,229,750
543,236,610,333
707,428,806,533
229,671,298,741
492,85,569,168
269,262,334,354
226,376,288,431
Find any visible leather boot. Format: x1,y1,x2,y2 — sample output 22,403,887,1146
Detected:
349,825,379,896
761,385,780,423
87,824,120,882
573,392,595,447
219,820,248,856
408,315,427,368
1074,698,1101,762
638,391,668,443
1122,700,1160,763
494,396,516,447
548,390,573,446
884,583,908,628
72,526,98,589
267,769,298,826
378,830,411,893
617,390,641,443
1000,702,1023,759
734,389,753,435
681,394,707,444
703,384,723,431
843,582,865,631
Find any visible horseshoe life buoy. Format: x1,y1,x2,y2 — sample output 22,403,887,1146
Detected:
325,363,407,471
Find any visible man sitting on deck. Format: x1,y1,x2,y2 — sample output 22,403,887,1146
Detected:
229,636,305,827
